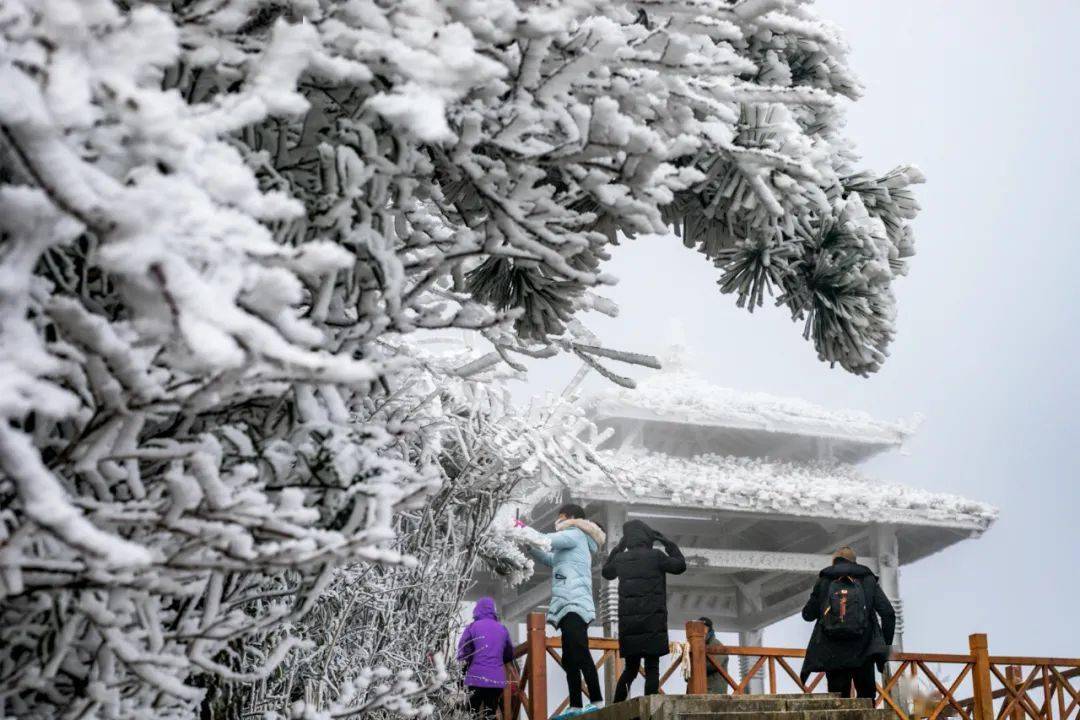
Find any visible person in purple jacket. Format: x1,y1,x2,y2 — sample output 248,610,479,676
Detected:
458,597,515,719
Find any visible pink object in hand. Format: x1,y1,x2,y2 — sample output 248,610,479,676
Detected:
513,519,527,528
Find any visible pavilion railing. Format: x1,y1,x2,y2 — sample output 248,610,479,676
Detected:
500,613,1080,720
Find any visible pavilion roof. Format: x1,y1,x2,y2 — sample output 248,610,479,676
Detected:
585,361,917,455
574,449,997,533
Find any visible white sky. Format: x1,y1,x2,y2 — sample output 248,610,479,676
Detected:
513,0,1080,660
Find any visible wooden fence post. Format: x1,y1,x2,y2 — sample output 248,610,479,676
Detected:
527,612,548,720
1007,666,1024,720
502,683,514,720
970,634,994,720
686,620,708,695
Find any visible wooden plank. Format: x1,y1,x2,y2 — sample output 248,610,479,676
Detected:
896,652,978,664
929,663,972,720
775,656,811,693
916,660,972,720
878,661,913,710
960,668,1080,711
988,665,1041,720
879,680,913,720
997,666,1042,720
709,655,741,693
544,637,621,651
686,620,708,694
735,656,768,695
655,656,681,694
1007,666,1025,720
990,658,1080,669
713,646,807,658
526,613,547,720
1042,667,1053,720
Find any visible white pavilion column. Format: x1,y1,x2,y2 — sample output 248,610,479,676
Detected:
872,525,906,709
601,503,627,700
736,587,766,695
872,524,903,651
737,628,766,694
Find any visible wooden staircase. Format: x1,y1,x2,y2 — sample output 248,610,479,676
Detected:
587,694,892,720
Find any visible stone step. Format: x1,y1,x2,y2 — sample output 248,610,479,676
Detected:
673,709,890,720
585,694,883,720
667,698,874,714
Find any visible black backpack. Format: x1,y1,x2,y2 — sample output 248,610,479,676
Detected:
820,575,869,639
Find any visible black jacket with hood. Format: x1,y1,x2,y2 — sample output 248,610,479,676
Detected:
601,520,686,657
800,559,896,679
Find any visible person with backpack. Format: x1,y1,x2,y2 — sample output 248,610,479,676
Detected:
799,546,896,699
457,597,515,720
698,617,731,694
528,504,607,717
601,520,686,703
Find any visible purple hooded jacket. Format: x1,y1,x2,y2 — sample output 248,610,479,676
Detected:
457,597,515,689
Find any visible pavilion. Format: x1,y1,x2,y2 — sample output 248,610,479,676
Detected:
480,347,997,692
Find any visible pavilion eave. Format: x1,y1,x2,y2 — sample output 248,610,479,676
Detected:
570,487,994,537
592,400,909,452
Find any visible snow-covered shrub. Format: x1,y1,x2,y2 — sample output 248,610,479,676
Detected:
0,0,921,717
230,366,602,719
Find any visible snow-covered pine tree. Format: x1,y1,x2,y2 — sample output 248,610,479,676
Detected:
0,1,921,718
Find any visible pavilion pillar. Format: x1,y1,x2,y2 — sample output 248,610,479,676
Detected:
872,525,903,651
737,628,765,694
873,525,906,709
736,587,765,695
601,503,627,700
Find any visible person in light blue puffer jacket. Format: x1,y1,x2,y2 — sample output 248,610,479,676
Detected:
529,503,607,718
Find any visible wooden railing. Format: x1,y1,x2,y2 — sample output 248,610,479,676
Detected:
500,613,1080,720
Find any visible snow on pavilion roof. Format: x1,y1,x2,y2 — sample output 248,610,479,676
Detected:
576,449,998,532
585,353,917,450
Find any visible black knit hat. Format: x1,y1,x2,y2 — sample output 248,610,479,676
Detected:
698,617,714,630
557,503,586,519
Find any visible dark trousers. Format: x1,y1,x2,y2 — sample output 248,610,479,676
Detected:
468,686,503,719
614,654,660,703
559,613,603,708
825,661,877,699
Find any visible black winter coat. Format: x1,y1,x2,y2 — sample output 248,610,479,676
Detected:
601,520,686,657
800,560,896,680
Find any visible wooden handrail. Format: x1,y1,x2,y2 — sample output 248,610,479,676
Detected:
507,611,1080,720
544,637,621,651
989,657,1080,668
956,666,1080,708
705,645,979,665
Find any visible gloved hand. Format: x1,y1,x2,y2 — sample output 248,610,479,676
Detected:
513,518,527,529
651,529,676,551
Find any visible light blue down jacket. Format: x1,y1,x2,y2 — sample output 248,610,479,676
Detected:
530,518,606,627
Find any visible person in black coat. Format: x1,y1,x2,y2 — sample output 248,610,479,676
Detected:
601,520,686,703
799,546,896,699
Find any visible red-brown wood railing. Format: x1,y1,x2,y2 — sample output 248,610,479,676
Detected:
499,613,1080,720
